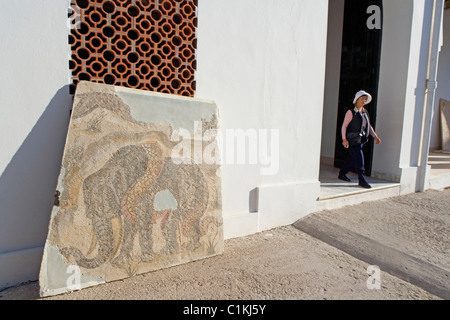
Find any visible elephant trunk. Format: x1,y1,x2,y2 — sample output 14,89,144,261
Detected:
62,217,114,269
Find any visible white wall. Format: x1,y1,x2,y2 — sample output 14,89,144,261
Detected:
196,0,329,238
0,0,441,292
0,0,72,289
373,0,437,193
372,0,414,181
431,9,450,150
321,0,345,161
398,0,432,170
0,0,330,290
399,0,436,193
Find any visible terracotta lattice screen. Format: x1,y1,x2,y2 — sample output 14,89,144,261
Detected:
69,0,198,96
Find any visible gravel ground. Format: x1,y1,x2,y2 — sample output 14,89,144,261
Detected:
1,189,448,301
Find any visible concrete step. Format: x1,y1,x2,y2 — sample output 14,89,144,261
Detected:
428,172,450,191
317,183,401,211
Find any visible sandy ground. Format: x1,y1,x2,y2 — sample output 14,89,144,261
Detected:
1,189,448,301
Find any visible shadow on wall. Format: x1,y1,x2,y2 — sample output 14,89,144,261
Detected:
0,86,72,255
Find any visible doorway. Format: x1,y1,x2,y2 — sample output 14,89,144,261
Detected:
333,0,383,177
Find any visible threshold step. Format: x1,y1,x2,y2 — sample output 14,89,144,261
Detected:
317,183,401,211
319,183,401,201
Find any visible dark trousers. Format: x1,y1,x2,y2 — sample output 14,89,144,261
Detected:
339,144,367,183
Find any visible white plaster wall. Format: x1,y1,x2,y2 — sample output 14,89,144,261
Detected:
399,0,435,193
196,0,329,238
0,0,330,289
0,0,72,289
373,0,418,181
321,0,345,160
0,0,439,292
431,9,450,150
374,0,436,193
398,0,432,170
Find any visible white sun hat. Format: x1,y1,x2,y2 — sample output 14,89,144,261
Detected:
353,90,372,104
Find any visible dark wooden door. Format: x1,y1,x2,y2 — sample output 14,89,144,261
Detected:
333,0,383,177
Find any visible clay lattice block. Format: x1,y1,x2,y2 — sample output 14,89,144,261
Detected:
69,0,197,96
39,81,223,297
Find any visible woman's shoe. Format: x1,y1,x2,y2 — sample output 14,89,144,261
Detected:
359,181,372,189
338,174,351,182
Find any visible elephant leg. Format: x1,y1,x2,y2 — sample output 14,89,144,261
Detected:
185,219,202,251
160,214,180,255
138,214,155,261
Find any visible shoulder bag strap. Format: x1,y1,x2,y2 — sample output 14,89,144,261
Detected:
363,112,370,138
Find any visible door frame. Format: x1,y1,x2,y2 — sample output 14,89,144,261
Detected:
333,0,383,177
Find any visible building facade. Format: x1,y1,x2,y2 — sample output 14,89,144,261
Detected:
0,0,449,289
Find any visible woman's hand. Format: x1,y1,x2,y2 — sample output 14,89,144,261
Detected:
342,139,349,148
375,136,381,144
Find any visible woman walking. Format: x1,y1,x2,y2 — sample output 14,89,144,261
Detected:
338,90,381,189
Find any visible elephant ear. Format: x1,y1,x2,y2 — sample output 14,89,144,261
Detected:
82,172,97,206
82,179,94,218
82,171,107,219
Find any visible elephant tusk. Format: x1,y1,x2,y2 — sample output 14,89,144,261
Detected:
110,217,123,259
86,233,98,256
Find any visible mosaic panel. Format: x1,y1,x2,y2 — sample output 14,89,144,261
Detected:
39,81,222,297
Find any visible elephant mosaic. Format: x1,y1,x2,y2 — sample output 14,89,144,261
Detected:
60,141,215,271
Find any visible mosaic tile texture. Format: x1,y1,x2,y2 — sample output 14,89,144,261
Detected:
39,81,222,297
